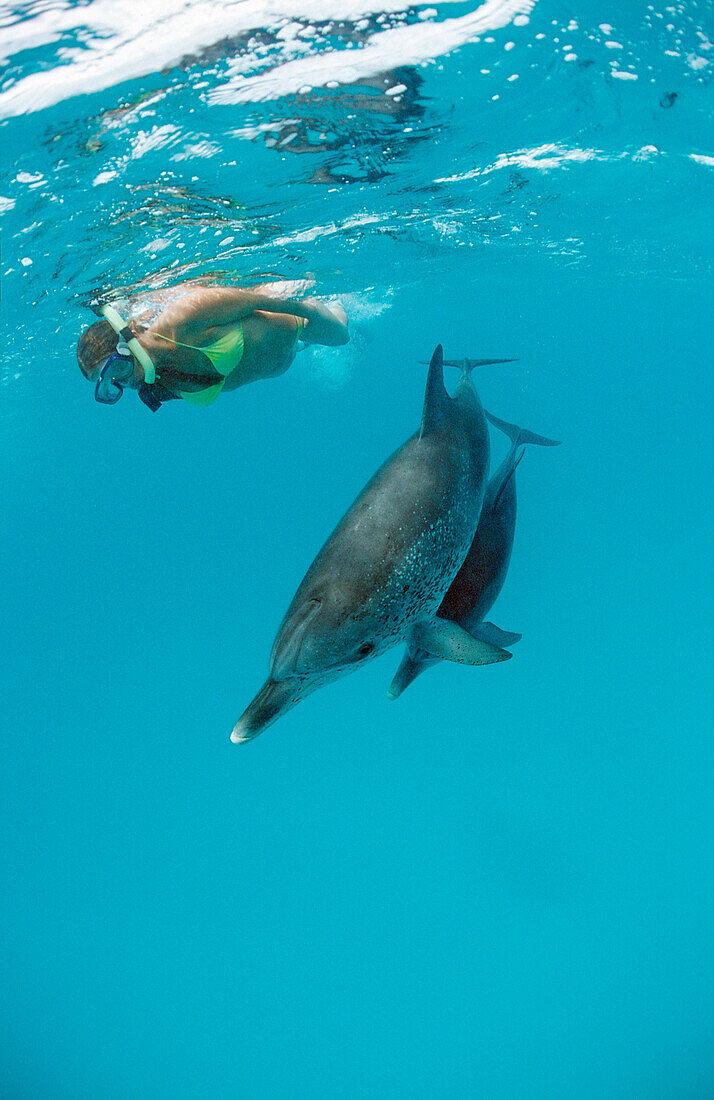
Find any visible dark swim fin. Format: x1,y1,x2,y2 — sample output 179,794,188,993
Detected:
138,381,179,411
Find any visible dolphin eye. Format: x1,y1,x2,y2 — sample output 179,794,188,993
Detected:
357,641,375,660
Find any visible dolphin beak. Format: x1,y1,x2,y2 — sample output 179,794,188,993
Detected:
230,678,299,744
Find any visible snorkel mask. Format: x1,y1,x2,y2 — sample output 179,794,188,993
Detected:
94,304,156,405
95,346,135,404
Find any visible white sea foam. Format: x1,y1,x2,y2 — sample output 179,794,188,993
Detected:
210,0,537,104
0,0,536,117
435,143,600,183
271,212,383,248
92,169,118,186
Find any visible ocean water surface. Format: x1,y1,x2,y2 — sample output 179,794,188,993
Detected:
1,0,713,1096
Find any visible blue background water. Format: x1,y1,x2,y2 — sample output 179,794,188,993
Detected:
1,1,713,1096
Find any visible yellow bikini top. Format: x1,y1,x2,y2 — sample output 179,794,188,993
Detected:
154,326,245,406
155,316,305,407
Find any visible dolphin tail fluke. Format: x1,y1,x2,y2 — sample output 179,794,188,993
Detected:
412,619,512,666
449,357,518,374
485,410,562,449
418,358,517,372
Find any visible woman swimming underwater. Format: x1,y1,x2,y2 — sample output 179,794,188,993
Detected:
77,281,349,410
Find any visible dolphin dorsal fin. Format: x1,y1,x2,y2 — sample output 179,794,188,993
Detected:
420,344,450,438
492,447,526,511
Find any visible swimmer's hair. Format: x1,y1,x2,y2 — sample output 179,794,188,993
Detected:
77,318,118,379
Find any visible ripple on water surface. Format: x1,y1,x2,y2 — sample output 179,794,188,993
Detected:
0,0,712,385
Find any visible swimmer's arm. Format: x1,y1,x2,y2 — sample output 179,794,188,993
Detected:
154,288,349,346
249,295,349,346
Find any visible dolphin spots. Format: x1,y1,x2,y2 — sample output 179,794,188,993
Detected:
388,412,561,699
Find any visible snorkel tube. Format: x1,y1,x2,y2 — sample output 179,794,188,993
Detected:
100,304,156,384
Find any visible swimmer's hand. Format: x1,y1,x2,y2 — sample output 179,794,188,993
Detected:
327,300,348,327
300,298,349,346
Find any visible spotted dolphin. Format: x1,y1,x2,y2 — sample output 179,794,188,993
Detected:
388,409,561,699
231,346,514,743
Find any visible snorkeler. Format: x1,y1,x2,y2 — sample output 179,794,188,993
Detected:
77,282,349,410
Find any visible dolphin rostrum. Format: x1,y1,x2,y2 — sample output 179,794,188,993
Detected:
388,410,561,699
231,346,512,743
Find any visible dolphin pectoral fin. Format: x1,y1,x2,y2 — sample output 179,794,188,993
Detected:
387,654,420,700
387,647,433,700
412,619,512,666
472,621,522,648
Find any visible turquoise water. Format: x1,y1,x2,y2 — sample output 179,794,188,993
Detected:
2,1,713,1096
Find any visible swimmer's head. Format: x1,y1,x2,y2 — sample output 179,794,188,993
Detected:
77,318,120,381
77,318,138,403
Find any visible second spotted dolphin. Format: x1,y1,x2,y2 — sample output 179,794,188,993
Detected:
388,408,561,698
231,346,513,743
